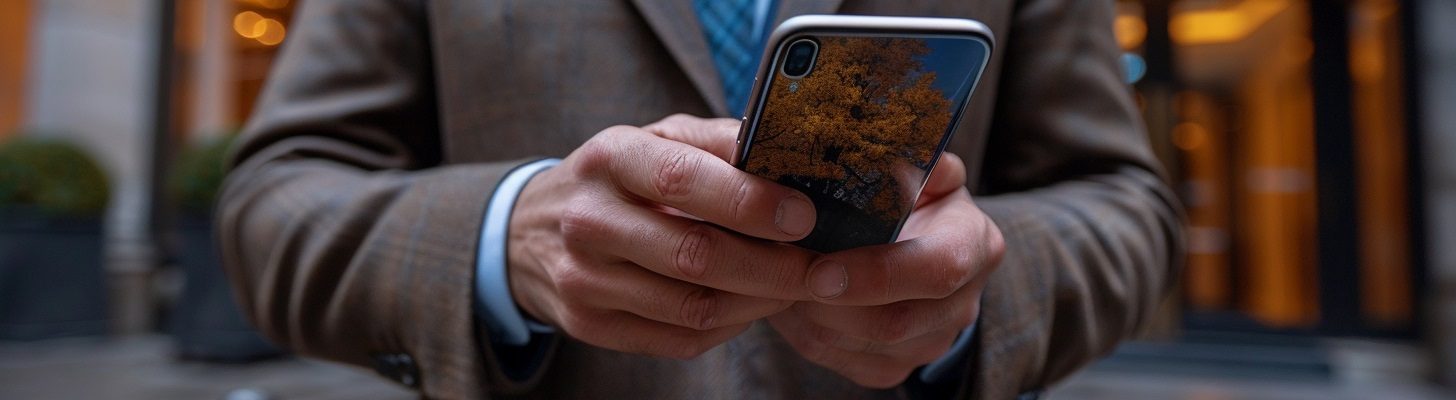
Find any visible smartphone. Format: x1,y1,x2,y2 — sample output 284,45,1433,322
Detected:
731,15,994,253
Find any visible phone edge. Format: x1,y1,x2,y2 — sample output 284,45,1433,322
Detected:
731,15,997,168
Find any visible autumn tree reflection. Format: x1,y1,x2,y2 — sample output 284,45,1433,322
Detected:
745,36,954,251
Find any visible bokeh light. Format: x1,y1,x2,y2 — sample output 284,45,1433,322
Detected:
232,11,263,39
232,11,286,46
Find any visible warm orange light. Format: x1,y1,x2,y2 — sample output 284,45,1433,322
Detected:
1349,1,1397,96
1170,0,1289,45
232,11,264,39
1115,14,1147,50
1173,122,1208,151
256,19,286,46
233,11,286,45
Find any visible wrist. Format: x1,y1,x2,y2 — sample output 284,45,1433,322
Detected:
506,164,568,327
476,158,561,346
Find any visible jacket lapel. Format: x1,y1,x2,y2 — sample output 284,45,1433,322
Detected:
628,0,727,116
629,0,844,117
773,0,845,26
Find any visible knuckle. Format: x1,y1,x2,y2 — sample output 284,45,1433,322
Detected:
947,240,976,272
574,132,621,175
598,124,640,141
653,148,702,201
781,320,834,362
673,224,713,279
871,304,916,343
555,306,596,336
558,201,600,243
804,322,842,354
797,333,833,362
864,254,898,305
678,288,720,330
771,269,805,301
645,114,700,139
931,252,972,299
664,113,697,125
551,267,595,301
930,273,963,300
726,174,753,222
983,222,1007,268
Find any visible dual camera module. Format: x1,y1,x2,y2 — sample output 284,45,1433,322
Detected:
781,38,819,79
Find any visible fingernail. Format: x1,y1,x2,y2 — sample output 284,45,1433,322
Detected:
775,195,814,236
808,261,847,300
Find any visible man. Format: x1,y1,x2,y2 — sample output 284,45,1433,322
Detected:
219,0,1182,398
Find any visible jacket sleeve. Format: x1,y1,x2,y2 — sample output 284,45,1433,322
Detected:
960,0,1185,397
216,0,550,397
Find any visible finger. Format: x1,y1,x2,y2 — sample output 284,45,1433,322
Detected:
562,309,748,360
642,113,740,161
593,126,816,241
767,313,919,389
793,283,980,345
562,198,816,301
916,152,967,208
803,207,1002,306
564,260,791,330
899,190,977,242
783,302,963,357
853,325,961,366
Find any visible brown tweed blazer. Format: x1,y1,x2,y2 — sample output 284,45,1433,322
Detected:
218,0,1183,398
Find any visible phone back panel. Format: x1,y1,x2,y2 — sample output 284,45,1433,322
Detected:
735,20,992,253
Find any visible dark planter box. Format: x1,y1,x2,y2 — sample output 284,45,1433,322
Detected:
169,214,283,362
0,207,108,340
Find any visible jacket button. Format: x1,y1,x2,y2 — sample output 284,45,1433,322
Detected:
372,353,420,388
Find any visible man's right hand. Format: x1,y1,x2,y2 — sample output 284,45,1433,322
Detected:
504,119,818,359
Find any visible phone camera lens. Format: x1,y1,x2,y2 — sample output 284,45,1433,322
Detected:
781,39,818,78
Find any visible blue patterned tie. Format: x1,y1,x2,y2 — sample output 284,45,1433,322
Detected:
695,0,765,116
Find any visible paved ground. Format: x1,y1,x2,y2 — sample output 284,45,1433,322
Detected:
2,336,1452,399
0,336,411,400
1052,368,1452,400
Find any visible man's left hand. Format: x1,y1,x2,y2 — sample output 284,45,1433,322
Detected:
766,148,1004,388
647,114,1005,388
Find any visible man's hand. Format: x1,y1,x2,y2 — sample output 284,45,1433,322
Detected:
648,114,1005,388
505,115,819,359
768,151,1005,388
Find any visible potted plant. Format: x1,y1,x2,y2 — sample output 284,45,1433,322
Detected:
167,134,282,361
0,136,110,340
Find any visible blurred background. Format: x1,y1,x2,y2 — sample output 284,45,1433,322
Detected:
1,0,1454,399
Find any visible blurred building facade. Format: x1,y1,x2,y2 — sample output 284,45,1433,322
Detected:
0,0,289,335
1114,0,1456,387
1,0,1455,391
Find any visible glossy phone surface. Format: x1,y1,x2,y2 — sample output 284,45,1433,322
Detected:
732,16,994,253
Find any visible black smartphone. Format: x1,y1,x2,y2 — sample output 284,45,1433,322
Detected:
731,15,994,253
